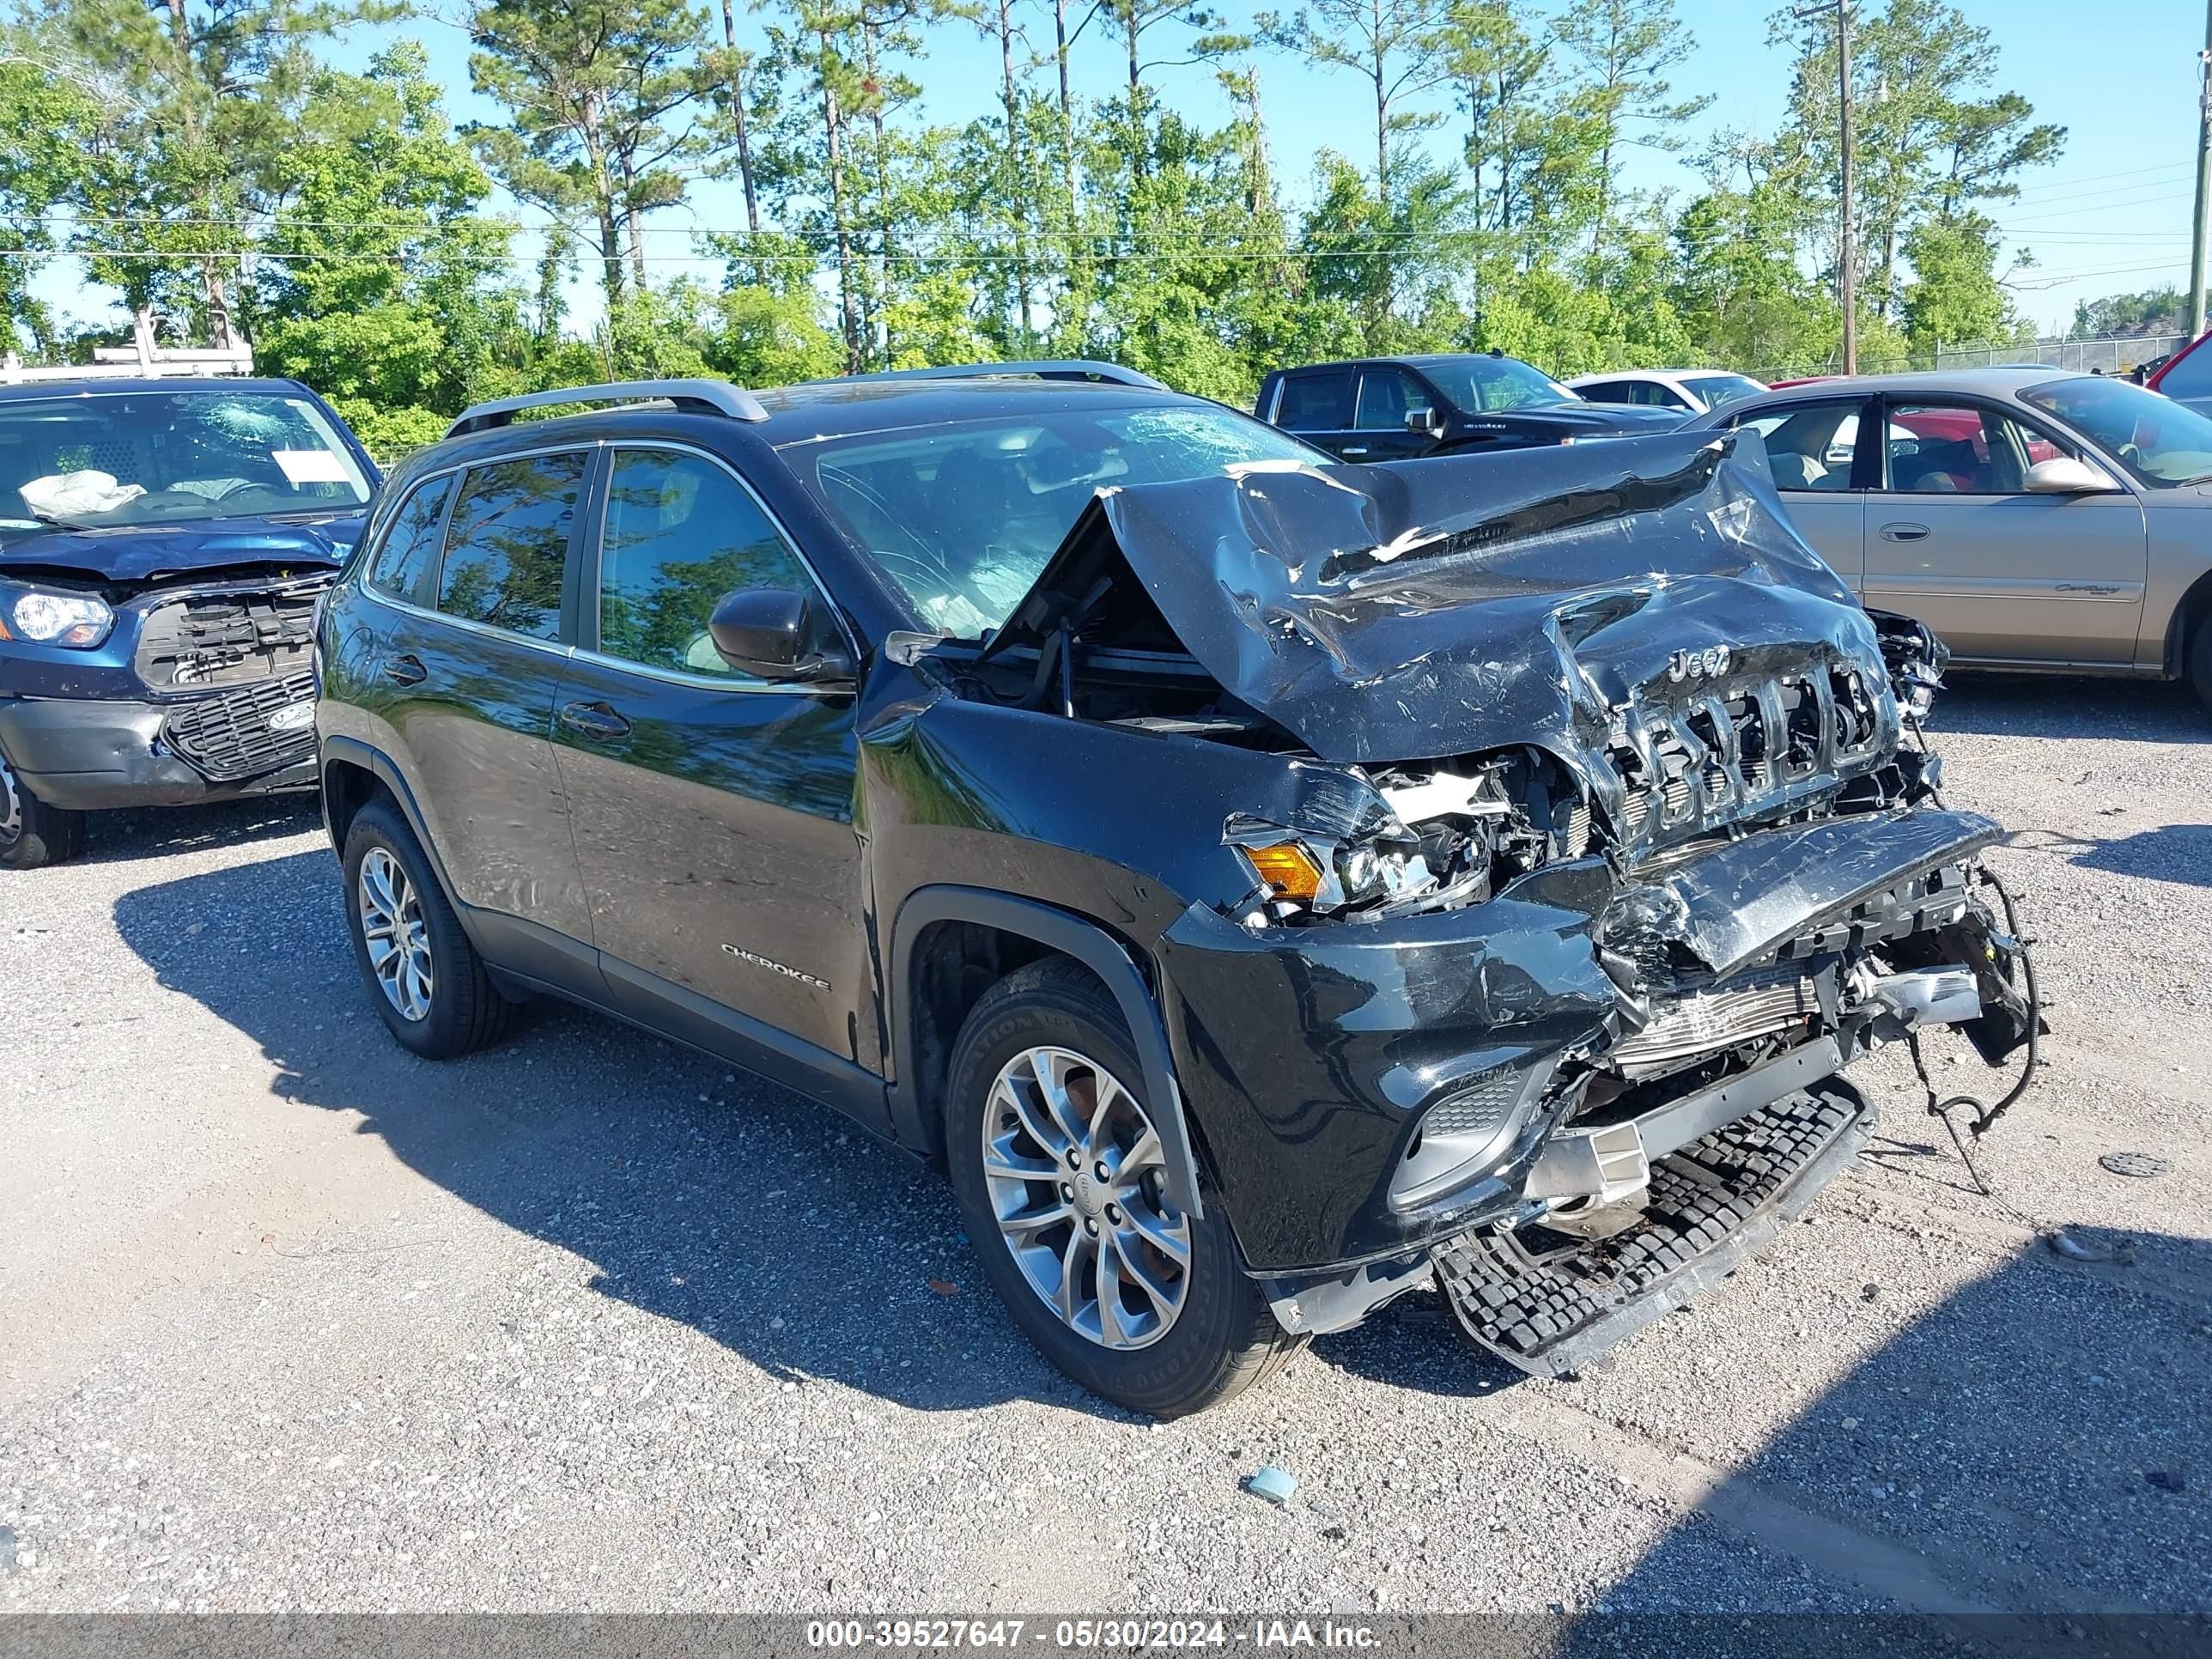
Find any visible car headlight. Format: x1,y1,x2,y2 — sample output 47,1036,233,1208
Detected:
1,586,115,648
1230,820,1437,919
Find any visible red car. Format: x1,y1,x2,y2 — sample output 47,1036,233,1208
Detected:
2147,332,2212,416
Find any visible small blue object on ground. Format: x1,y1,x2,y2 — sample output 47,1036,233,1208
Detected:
1243,1466,1297,1506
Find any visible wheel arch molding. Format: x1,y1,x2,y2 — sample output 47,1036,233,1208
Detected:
886,884,1206,1220
319,737,477,948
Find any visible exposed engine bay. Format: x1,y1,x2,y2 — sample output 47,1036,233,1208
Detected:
908,430,2041,1370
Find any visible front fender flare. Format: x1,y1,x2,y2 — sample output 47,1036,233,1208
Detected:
887,884,1204,1219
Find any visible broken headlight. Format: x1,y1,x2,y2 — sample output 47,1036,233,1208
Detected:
1228,817,1437,919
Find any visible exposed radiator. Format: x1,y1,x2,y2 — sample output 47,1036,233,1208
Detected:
1609,970,1819,1075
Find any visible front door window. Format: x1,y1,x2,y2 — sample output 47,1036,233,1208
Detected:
595,448,819,681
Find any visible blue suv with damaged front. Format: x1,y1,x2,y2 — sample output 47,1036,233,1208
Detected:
0,377,377,867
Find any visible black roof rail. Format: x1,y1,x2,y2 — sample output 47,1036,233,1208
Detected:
446,378,770,438
823,359,1169,392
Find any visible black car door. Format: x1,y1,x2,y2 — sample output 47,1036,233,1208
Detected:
364,447,596,959
549,441,883,1122
1267,366,1362,458
1345,367,1441,462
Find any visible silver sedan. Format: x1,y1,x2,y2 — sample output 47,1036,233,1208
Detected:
1681,367,2212,709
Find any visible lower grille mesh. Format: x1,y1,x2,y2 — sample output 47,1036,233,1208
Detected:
162,674,316,782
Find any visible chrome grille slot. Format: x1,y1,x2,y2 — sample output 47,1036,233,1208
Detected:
1601,665,1896,856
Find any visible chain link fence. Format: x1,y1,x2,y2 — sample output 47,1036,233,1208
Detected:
1752,332,2190,382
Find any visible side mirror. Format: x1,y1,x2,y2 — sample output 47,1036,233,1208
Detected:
2023,456,2118,494
708,587,855,686
1403,405,1441,436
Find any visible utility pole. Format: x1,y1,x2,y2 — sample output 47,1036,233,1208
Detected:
1798,0,1856,374
2191,0,2212,340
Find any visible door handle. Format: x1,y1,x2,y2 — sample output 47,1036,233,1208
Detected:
380,653,427,687
559,700,632,741
1340,446,1370,457
1878,522,1930,543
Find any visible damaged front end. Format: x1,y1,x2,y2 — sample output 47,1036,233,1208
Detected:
910,430,2039,1374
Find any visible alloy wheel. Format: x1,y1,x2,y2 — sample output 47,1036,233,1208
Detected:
981,1044,1193,1351
357,848,434,1022
0,750,20,848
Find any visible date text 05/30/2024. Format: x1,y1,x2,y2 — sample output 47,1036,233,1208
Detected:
805,1621,1381,1650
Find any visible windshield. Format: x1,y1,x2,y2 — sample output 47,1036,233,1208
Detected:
1683,373,1768,410
2021,376,2212,487
0,391,371,532
793,402,1323,636
1416,356,1573,413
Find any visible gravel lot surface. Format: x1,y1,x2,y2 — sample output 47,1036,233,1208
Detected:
2,676,2208,1616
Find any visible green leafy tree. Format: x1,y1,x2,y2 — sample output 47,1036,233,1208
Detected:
469,0,719,310
253,45,526,414
1769,0,2063,324
1553,0,1709,252
23,0,396,346
0,57,102,353
1898,211,2022,359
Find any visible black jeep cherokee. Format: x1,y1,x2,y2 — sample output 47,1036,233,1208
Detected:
314,372,2036,1415
0,377,376,867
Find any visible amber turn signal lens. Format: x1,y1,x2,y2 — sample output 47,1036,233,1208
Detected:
1242,841,1325,902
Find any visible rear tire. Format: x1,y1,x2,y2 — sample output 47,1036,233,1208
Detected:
0,747,87,871
341,799,516,1059
944,957,1304,1416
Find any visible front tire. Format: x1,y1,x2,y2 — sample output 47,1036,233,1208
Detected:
2190,616,2212,714
341,799,515,1059
0,747,86,871
945,958,1304,1416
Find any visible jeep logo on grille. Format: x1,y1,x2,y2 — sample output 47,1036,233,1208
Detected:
1666,645,1731,684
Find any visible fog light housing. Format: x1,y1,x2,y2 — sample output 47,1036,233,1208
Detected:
1389,1059,1554,1211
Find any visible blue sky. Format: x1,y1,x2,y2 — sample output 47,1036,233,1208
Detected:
40,0,2209,344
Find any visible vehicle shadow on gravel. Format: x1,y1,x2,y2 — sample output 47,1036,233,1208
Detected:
112,848,1136,1422
2064,823,2212,890
1929,676,2208,744
82,795,319,866
1326,1225,2212,1614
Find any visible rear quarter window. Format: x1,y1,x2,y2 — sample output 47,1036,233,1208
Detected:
365,474,456,605
1273,369,1355,429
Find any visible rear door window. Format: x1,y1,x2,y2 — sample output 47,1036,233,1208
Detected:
1273,369,1355,429
1731,401,1869,492
434,451,589,642
366,474,455,605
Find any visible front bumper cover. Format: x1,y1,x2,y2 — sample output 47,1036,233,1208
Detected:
1160,806,2004,1280
0,695,317,811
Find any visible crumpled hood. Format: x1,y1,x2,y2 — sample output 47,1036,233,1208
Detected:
1006,431,1887,768
0,512,363,584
